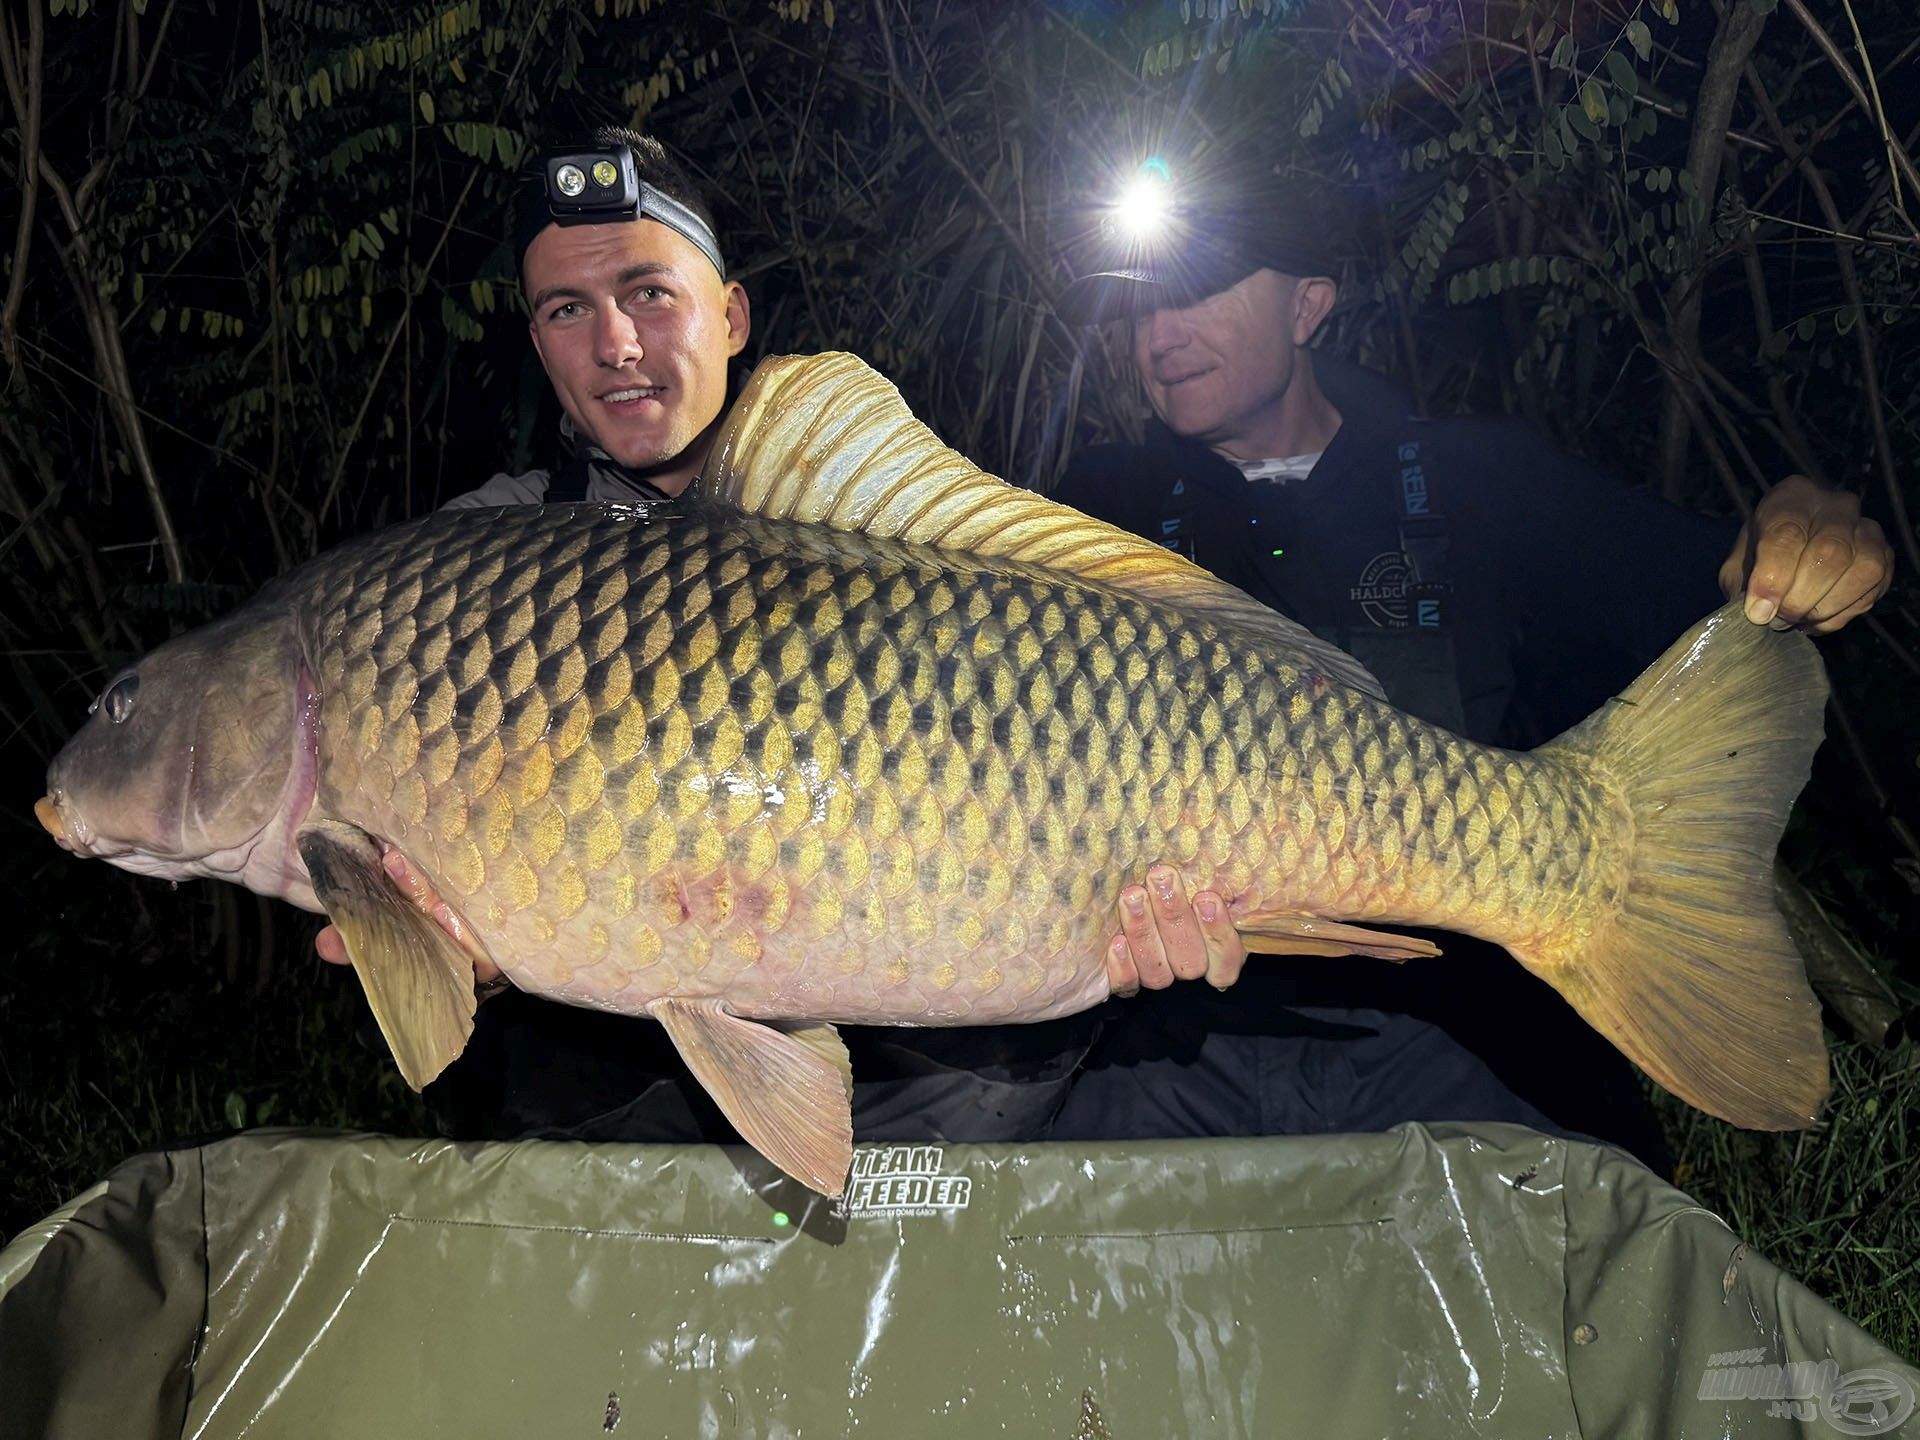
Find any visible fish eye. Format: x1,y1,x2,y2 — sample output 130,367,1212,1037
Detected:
97,673,140,724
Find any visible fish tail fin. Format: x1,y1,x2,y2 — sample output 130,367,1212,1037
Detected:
1514,602,1831,1130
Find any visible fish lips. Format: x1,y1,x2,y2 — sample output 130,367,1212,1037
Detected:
36,780,151,866
34,792,78,851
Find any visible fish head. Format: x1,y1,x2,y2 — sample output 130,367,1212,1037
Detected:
38,608,317,891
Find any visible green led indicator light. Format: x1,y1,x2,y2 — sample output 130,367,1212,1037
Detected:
772,1211,791,1228
1271,547,1285,556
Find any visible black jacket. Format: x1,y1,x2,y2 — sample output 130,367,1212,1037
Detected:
1055,356,1733,748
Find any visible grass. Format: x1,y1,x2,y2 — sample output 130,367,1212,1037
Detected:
1654,1040,1920,1359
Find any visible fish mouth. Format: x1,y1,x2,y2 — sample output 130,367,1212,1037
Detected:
34,793,73,849
35,786,135,863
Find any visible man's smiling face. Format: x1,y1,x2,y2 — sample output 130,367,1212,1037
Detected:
1130,268,1307,459
524,217,749,485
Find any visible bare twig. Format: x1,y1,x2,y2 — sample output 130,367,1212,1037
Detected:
1730,197,1831,484
1864,613,1920,682
1781,0,1920,221
1824,687,1920,866
1775,861,1907,1048
868,0,1066,312
1655,0,1768,501
253,0,292,570
36,158,186,586
0,0,42,372
1743,60,1920,580
318,0,551,525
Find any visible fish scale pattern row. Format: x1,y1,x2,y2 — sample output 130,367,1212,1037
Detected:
302,504,1604,1023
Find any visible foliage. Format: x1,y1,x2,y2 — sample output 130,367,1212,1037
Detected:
2,0,1916,1352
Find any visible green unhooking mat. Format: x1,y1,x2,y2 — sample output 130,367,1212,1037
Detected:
2,1123,1914,1438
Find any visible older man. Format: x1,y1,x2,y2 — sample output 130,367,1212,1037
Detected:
1047,150,1891,1159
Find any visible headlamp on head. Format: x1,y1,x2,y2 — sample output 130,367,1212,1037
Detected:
1059,150,1339,325
540,145,725,278
1111,156,1177,245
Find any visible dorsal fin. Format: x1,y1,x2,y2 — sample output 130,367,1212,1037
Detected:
697,351,1387,700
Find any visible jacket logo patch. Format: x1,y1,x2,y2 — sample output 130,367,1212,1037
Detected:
1351,551,1415,627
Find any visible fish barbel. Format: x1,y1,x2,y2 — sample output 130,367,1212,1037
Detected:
36,354,1831,1195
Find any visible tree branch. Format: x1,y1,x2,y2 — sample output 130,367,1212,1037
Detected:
1655,0,1768,501
36,156,185,586
1743,58,1920,579
868,0,1065,313
0,0,42,371
1781,0,1920,220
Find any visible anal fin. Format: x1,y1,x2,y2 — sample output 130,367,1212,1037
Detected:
651,998,854,1197
1234,910,1442,962
296,821,477,1091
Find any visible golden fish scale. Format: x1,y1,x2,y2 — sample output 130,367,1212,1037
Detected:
306,505,1610,1025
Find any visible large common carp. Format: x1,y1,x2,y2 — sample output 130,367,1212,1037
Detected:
36,354,1831,1196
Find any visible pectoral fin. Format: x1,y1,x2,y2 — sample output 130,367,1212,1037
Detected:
650,998,854,1197
1234,910,1443,962
296,821,476,1090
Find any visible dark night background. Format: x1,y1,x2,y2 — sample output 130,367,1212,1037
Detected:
1,0,1915,1349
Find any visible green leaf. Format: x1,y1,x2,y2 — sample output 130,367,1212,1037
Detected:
1605,50,1638,97
419,91,435,123
1550,33,1576,71
224,1091,246,1130
1627,20,1652,60
1580,80,1607,127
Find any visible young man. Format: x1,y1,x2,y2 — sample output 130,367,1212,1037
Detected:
444,135,750,508
319,128,1227,1145
1047,152,1891,1158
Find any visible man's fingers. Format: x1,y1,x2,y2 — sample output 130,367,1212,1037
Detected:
1193,892,1246,989
1146,865,1209,981
1117,882,1175,989
382,844,439,906
1108,867,1248,994
1735,479,1893,635
1104,935,1141,997
1742,514,1816,624
1772,522,1859,628
1799,519,1892,632
315,924,348,965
